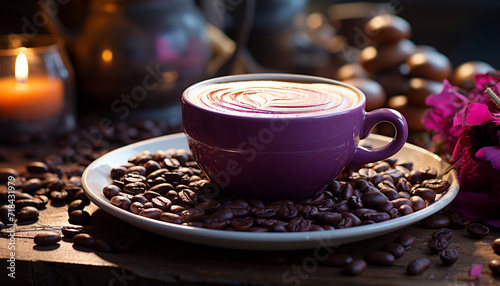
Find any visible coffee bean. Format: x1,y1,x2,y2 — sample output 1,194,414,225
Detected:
123,182,147,195
203,218,228,230
68,199,86,213
34,231,61,246
0,167,18,183
429,238,448,254
448,212,471,229
151,196,172,212
412,187,436,202
17,206,39,221
94,239,113,252
256,218,287,232
315,212,342,225
420,167,438,180
394,234,415,248
363,250,395,266
110,166,127,180
492,238,500,254
439,249,458,265
138,208,163,219
398,205,413,215
342,212,362,226
69,210,91,225
61,225,86,238
489,259,500,275
406,258,430,275
181,208,205,222
110,195,131,210
467,223,489,238
321,253,353,267
21,178,42,193
361,191,389,207
287,217,312,232
409,196,426,211
432,229,452,241
380,242,405,258
229,218,254,231
373,162,391,173
421,178,450,193
421,214,450,229
103,184,121,199
396,178,412,193
391,198,412,209
363,212,390,222
15,199,41,211
73,233,95,248
34,195,49,208
160,212,184,224
344,259,367,276
376,200,393,213
26,161,49,174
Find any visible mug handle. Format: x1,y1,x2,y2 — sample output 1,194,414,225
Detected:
347,108,408,167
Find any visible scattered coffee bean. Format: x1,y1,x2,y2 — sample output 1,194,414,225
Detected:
344,258,367,276
440,249,458,265
61,225,86,238
448,212,471,229
321,253,353,267
73,233,95,248
429,238,448,254
68,199,86,213
406,258,430,275
492,238,500,254
94,239,113,252
34,231,62,246
0,167,18,182
421,214,450,229
380,242,405,258
17,206,39,221
432,228,453,241
69,210,91,225
363,250,395,266
394,234,415,248
467,223,489,238
489,260,500,275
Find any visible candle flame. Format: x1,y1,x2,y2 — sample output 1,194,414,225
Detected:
15,50,28,83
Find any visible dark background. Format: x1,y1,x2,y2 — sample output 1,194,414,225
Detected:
1,0,499,69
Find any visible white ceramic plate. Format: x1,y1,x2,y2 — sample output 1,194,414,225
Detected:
82,133,459,251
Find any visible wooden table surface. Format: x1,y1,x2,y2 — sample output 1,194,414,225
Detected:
0,140,499,286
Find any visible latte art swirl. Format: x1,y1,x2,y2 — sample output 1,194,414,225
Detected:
187,80,360,117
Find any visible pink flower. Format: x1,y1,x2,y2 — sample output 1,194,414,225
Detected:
476,146,500,169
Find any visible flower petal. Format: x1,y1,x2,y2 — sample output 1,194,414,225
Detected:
460,103,494,127
476,146,500,170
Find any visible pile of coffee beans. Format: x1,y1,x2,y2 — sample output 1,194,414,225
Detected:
103,148,451,232
332,14,495,134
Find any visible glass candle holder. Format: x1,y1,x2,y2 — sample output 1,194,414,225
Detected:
0,34,75,143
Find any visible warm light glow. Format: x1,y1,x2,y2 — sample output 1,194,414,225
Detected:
15,49,28,83
307,13,323,30
102,49,113,62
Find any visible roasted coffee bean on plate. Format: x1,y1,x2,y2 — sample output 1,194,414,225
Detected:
103,149,452,232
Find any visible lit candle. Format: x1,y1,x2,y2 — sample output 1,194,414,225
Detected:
0,49,64,121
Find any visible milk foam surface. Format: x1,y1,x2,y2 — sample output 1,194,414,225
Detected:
186,80,360,117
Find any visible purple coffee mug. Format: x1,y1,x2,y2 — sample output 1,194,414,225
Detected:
182,73,408,201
